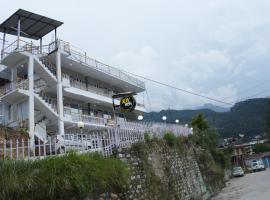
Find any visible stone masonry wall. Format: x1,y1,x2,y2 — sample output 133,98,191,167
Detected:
117,141,210,200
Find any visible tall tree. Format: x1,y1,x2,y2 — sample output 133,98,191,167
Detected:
191,113,209,131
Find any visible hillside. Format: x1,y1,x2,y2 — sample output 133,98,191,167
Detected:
144,98,269,139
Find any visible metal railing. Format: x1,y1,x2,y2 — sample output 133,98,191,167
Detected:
0,121,192,160
64,107,107,125
1,38,145,90
1,39,50,58
57,40,145,89
0,133,109,160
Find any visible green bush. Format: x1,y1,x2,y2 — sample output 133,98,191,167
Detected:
253,143,270,153
0,152,130,200
144,132,151,143
163,132,176,147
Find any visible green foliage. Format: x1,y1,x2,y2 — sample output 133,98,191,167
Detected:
191,113,209,131
190,114,231,190
253,143,270,153
0,152,130,200
163,132,176,147
144,132,151,143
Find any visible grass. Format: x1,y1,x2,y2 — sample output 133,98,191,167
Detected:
0,152,130,200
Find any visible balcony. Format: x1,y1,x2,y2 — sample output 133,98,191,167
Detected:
64,107,108,127
63,74,145,108
56,40,145,90
1,39,145,92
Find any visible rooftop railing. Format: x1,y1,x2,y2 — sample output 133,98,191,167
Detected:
1,39,145,90
57,40,146,90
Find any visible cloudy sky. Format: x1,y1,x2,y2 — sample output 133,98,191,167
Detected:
1,0,270,111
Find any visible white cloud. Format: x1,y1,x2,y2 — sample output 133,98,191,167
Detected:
1,0,270,110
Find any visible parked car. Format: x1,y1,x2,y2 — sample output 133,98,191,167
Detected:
251,160,265,172
232,166,244,177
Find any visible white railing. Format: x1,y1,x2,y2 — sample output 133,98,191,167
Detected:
0,121,192,160
57,40,145,90
1,39,50,59
1,39,145,90
64,107,107,126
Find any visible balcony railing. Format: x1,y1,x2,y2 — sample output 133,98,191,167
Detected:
1,39,50,59
66,76,145,108
57,40,145,90
64,107,107,126
1,39,145,90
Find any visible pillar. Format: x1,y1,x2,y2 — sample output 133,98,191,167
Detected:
28,56,35,147
17,16,21,49
56,50,64,135
1,31,6,59
10,66,17,121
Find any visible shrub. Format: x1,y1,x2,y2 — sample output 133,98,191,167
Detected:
144,132,151,143
163,132,176,147
0,152,130,200
253,143,270,153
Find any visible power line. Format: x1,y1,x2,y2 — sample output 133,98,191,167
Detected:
122,70,233,106
234,88,270,104
222,78,270,101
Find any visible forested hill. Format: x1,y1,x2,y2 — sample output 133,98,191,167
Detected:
144,98,269,139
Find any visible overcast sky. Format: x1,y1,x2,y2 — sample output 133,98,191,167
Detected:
1,0,270,111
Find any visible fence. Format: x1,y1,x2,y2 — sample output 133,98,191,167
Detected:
0,122,192,160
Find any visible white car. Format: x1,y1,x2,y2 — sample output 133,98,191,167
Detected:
232,166,244,177
251,160,265,172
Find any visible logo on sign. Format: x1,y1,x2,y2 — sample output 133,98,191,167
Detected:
120,96,136,112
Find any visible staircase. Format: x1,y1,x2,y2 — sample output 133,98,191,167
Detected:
34,116,49,142
34,91,58,124
39,57,57,77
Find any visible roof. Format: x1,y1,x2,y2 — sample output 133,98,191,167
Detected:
0,9,63,40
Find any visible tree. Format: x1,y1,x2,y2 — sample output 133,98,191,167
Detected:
191,113,209,131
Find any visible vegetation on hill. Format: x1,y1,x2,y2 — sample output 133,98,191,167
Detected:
253,143,270,153
144,98,268,139
190,114,232,192
0,152,130,200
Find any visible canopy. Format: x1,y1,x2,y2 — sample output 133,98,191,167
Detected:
0,9,63,40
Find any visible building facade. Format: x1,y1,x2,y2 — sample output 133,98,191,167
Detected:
0,9,146,146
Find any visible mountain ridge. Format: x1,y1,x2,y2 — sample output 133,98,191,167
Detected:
144,98,268,139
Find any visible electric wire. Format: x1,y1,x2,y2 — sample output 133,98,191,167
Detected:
120,70,233,106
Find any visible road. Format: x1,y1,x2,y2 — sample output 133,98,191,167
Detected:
213,169,270,200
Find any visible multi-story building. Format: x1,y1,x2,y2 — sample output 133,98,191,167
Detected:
0,9,146,146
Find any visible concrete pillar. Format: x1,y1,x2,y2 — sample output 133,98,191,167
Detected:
56,50,64,135
10,66,17,122
10,66,17,90
28,56,35,147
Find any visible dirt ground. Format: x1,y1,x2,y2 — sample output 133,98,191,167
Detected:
212,168,270,200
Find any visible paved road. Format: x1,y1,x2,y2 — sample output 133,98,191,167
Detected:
213,169,270,200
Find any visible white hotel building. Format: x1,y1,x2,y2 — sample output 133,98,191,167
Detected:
0,9,147,146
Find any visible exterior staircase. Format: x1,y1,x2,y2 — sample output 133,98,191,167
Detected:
34,91,58,123
39,57,57,77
